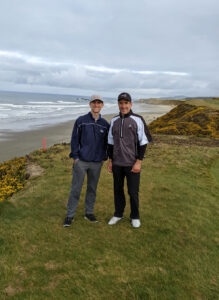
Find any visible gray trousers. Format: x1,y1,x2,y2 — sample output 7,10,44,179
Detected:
66,160,102,218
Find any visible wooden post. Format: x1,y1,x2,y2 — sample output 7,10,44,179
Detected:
43,137,46,151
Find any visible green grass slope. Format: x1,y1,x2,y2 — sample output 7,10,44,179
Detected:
0,137,219,299
138,98,184,106
138,97,219,110
184,98,219,110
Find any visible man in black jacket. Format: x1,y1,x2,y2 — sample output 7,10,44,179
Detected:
107,92,152,228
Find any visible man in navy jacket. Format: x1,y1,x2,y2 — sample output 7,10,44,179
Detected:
63,95,109,227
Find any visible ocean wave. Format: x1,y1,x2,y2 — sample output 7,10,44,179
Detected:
57,101,77,104
0,108,12,111
0,103,83,110
0,114,9,118
28,101,55,104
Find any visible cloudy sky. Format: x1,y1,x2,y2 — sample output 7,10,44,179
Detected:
0,0,218,98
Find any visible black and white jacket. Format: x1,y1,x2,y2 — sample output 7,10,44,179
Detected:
108,110,152,166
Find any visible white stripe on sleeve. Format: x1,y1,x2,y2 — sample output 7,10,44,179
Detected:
107,116,120,145
130,115,149,145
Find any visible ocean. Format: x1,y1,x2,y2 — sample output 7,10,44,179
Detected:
0,91,117,133
0,90,167,162
0,90,155,134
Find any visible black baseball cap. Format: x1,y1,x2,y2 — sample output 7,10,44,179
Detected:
118,92,132,102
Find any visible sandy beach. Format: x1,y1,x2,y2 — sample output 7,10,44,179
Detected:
0,105,173,163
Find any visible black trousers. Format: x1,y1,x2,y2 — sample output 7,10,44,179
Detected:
112,165,140,219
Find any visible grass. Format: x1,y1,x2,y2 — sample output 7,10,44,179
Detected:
184,98,219,110
138,97,219,110
0,136,219,299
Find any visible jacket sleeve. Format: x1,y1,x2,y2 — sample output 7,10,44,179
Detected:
107,121,114,159
137,144,147,160
104,122,110,160
136,117,152,160
107,144,114,159
69,119,81,159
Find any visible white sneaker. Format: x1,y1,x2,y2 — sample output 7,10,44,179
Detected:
131,219,141,228
108,216,122,225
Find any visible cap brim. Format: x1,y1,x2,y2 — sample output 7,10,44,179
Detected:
118,98,131,102
90,99,103,103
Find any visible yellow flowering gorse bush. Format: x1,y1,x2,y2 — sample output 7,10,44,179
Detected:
0,157,26,202
149,104,219,138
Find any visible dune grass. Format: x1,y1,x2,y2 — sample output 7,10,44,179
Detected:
0,135,219,299
138,97,219,110
185,98,219,110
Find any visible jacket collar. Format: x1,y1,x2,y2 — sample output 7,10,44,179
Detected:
89,111,101,121
119,109,133,118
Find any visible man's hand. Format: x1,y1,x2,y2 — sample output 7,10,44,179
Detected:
131,159,142,173
108,159,112,173
74,159,79,164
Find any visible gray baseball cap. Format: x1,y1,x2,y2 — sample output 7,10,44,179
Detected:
90,95,103,103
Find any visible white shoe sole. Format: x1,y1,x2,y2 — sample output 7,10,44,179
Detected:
131,219,141,228
63,218,74,227
108,217,123,225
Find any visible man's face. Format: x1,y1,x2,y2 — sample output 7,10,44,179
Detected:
89,100,104,114
118,100,132,115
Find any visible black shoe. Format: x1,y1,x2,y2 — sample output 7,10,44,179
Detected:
63,217,73,227
84,214,98,223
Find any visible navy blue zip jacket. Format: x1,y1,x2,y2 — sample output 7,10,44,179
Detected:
69,112,109,162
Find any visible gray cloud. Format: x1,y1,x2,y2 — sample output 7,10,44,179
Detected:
0,0,218,97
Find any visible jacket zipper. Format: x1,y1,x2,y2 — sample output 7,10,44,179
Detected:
93,120,97,160
120,117,124,138
94,120,97,140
